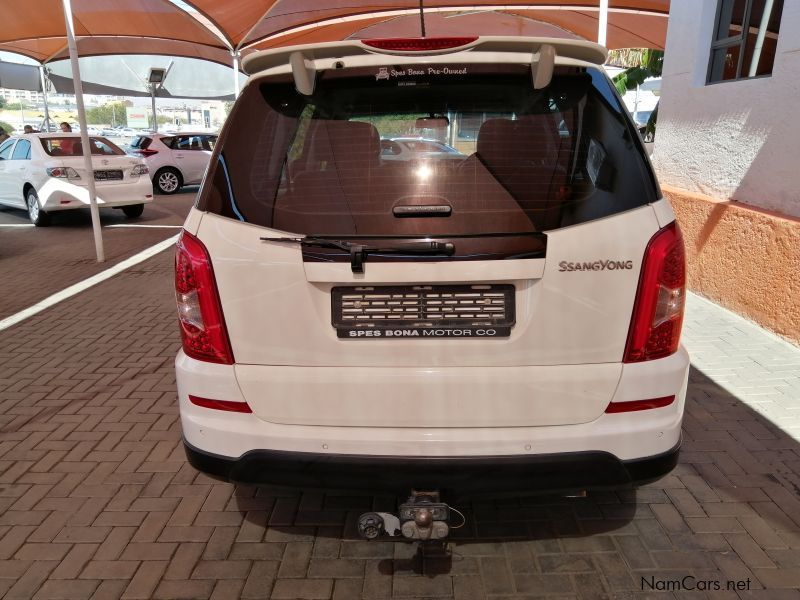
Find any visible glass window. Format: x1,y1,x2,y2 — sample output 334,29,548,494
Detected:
0,139,15,160
198,64,657,244
11,139,31,160
130,136,152,150
40,137,125,157
174,136,204,150
708,0,783,83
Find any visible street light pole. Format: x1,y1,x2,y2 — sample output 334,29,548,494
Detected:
150,84,157,132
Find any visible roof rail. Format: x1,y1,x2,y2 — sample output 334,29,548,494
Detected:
242,36,607,76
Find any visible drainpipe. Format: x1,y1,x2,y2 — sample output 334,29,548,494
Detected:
748,0,775,77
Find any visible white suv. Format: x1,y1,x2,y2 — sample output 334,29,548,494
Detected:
129,133,216,195
175,37,689,497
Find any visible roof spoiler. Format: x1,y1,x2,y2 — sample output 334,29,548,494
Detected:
243,36,607,93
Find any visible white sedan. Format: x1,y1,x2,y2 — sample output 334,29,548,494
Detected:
0,133,153,226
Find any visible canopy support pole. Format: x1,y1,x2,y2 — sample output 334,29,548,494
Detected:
598,0,609,47
39,66,52,131
232,50,240,98
61,0,104,263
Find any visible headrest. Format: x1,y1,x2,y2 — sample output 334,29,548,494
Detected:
325,120,380,164
476,119,516,164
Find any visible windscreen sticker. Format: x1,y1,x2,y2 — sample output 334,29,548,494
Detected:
375,66,468,81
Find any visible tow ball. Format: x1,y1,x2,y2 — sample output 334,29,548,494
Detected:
357,491,460,541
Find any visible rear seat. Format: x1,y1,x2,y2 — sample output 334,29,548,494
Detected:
468,116,570,230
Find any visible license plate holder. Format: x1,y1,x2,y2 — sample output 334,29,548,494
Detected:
332,284,515,339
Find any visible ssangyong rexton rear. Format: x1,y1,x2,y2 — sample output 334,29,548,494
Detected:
175,37,689,497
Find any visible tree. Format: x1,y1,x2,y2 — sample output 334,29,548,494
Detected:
0,120,13,134
0,96,6,110
85,102,128,126
608,48,663,140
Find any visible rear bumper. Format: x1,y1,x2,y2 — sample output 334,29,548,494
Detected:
38,178,153,211
183,438,681,495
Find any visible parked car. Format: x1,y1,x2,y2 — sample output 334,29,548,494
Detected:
0,133,153,226
175,37,688,512
380,137,464,161
128,132,216,194
111,127,137,138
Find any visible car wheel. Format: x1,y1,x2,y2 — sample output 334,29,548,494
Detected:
26,189,50,227
122,204,144,218
155,168,182,195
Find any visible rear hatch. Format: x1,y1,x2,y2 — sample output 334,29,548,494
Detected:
189,42,665,428
40,136,144,186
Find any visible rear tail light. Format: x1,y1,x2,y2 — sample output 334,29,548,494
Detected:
46,167,81,179
131,164,149,176
624,221,686,363
362,37,478,52
137,148,158,156
175,231,234,364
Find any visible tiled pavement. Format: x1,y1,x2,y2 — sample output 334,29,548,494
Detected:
1,247,799,599
0,193,195,320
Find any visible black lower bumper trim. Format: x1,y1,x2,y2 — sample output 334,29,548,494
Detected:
184,439,680,495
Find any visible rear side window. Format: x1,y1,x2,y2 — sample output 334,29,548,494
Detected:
130,136,152,150
199,64,657,236
40,137,124,157
173,136,206,151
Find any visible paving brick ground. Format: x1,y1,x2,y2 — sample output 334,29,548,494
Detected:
1,242,799,598
0,192,195,320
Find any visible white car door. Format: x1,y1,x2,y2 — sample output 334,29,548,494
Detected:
171,136,209,185
0,139,20,205
8,139,33,208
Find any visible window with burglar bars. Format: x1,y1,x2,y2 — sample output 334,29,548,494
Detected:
707,0,783,83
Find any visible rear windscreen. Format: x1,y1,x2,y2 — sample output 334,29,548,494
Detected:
40,137,124,157
199,64,657,237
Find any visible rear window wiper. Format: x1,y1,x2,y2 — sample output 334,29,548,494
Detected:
261,235,455,273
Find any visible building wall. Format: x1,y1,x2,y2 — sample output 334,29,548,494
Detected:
664,186,800,344
654,0,799,345
652,0,800,218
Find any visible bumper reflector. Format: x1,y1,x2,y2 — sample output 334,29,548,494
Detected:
188,395,252,413
605,395,675,414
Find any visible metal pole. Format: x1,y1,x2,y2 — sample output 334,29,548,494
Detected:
61,0,104,262
598,0,609,47
151,85,158,132
39,66,51,131
748,0,775,77
232,50,240,98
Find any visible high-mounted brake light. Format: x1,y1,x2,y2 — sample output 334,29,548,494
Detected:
624,222,686,363
362,37,478,52
175,231,234,364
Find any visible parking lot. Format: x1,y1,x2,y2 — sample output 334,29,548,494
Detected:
0,193,798,599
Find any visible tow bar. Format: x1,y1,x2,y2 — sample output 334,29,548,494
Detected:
357,490,464,541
